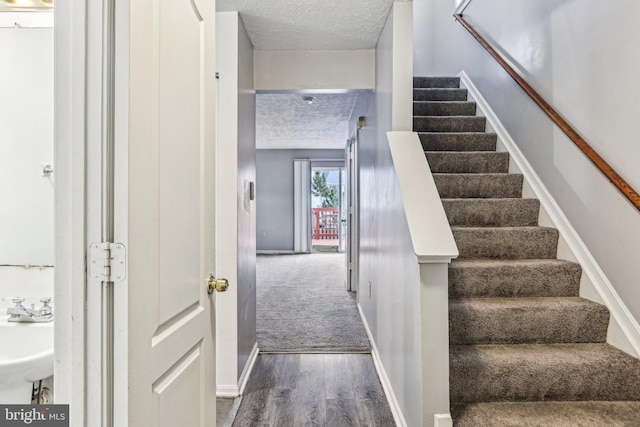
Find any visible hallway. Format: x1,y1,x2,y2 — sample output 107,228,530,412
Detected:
256,253,369,353
217,253,394,425
231,354,394,426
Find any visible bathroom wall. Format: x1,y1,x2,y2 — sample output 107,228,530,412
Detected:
0,13,54,303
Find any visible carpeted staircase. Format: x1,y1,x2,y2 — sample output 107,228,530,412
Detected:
413,76,640,426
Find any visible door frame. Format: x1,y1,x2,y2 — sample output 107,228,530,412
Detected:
345,125,361,293
55,1,131,425
310,161,346,252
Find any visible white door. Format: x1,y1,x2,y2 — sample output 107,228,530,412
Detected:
116,0,218,425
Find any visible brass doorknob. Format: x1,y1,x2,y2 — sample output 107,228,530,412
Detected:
207,274,229,294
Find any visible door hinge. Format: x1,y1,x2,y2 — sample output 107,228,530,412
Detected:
89,242,127,282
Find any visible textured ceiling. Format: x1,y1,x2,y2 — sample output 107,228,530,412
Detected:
217,0,393,50
256,93,358,150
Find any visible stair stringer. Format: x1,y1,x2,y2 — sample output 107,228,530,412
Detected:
458,70,640,358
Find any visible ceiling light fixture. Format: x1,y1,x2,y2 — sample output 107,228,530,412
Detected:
302,96,314,105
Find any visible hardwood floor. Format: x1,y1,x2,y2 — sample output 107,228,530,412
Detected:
217,396,241,427
232,354,395,426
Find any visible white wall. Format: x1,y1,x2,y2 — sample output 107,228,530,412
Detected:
413,0,640,323
256,149,344,251
358,3,423,426
215,11,257,394
236,14,257,381
0,23,54,266
254,50,375,91
0,16,54,306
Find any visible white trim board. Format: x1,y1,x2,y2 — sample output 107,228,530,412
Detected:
435,413,453,427
458,70,640,358
358,305,407,427
217,342,260,397
238,343,260,395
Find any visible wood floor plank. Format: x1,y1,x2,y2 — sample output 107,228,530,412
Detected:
349,354,388,401
273,353,301,390
326,398,360,427
292,396,327,426
233,354,395,426
243,354,279,394
293,353,325,403
354,396,396,426
232,389,274,427
270,388,296,427
325,354,356,400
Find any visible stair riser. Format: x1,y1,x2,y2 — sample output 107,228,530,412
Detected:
449,261,582,298
450,346,640,403
452,402,640,427
413,77,460,88
442,199,539,227
434,174,523,199
426,152,509,174
449,300,609,345
414,88,468,101
414,102,476,116
452,228,559,259
414,116,486,133
419,133,497,152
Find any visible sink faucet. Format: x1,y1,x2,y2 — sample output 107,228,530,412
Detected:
7,297,54,323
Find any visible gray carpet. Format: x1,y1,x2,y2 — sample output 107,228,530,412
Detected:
256,253,370,353
415,76,640,424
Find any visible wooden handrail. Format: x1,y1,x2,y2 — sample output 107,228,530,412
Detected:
454,13,640,212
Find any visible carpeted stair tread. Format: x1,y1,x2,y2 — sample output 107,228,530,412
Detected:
419,132,497,152
449,297,609,345
451,226,559,259
426,151,509,174
414,88,468,101
433,173,523,199
414,101,476,116
414,76,640,420
450,343,640,403
449,259,582,298
414,116,486,133
413,77,461,88
451,401,640,427
442,198,539,227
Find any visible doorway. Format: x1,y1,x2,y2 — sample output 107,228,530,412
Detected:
0,11,55,405
311,165,346,253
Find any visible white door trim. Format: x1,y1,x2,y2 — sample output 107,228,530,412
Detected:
54,1,89,423
55,1,122,425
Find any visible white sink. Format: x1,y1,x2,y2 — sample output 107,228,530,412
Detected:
0,315,53,403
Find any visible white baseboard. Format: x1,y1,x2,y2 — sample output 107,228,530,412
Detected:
256,250,294,255
434,413,453,427
358,305,407,427
217,342,260,397
459,70,640,358
216,384,239,398
238,342,259,395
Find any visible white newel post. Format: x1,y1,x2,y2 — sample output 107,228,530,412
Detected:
420,262,453,427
